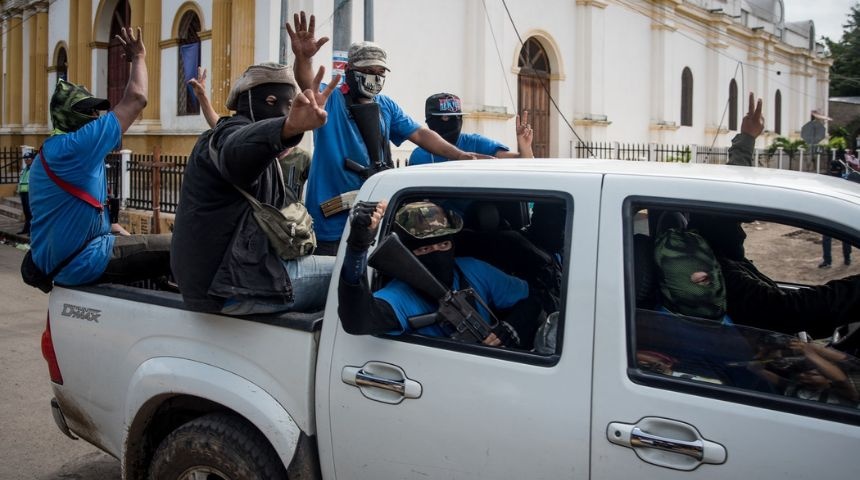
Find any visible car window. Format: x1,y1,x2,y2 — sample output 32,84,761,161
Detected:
372,193,570,362
628,205,860,418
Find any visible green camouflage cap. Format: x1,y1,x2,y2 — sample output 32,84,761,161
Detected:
394,201,463,240
50,80,110,133
653,228,727,320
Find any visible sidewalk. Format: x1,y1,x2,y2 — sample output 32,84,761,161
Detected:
0,216,30,246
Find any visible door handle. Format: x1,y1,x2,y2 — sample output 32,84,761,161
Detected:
608,417,726,471
630,426,704,460
342,362,422,404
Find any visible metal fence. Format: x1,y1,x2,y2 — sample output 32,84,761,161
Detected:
0,141,843,217
0,146,23,184
574,141,835,173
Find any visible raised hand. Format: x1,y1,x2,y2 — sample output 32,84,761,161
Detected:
115,27,145,62
516,111,532,139
285,66,340,133
187,66,207,99
287,11,329,60
741,92,764,139
347,200,387,251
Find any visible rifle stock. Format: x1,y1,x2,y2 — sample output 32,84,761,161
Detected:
349,102,388,169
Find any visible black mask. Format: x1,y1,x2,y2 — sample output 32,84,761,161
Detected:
427,116,462,145
235,83,295,121
419,249,456,288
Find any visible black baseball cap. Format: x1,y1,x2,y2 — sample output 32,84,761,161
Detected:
425,93,466,119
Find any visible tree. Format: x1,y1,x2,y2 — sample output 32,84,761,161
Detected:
827,4,860,97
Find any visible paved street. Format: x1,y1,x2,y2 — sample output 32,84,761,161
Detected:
0,220,120,479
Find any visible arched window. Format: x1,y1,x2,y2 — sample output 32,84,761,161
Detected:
177,10,202,116
681,67,693,127
775,90,782,135
517,38,551,158
56,47,68,82
728,79,738,131
107,0,131,108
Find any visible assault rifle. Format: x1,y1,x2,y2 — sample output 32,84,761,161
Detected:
345,102,393,180
368,233,517,346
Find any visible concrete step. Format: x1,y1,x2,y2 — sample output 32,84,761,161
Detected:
0,202,23,221
0,195,22,209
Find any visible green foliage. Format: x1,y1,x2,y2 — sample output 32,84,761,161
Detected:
827,5,860,96
767,137,807,159
829,136,848,150
665,146,691,163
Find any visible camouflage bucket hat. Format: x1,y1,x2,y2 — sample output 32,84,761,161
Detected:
653,228,727,320
394,201,463,240
50,80,110,133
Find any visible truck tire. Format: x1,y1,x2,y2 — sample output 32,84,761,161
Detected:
148,413,287,480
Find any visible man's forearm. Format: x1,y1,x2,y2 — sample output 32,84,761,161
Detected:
411,127,467,160
728,133,755,167
124,55,148,110
294,55,315,91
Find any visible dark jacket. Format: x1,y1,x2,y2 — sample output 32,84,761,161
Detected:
171,115,301,312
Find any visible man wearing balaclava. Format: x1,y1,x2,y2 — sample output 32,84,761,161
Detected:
337,200,542,349
171,62,339,314
288,12,490,256
28,27,172,288
684,93,860,338
410,93,534,165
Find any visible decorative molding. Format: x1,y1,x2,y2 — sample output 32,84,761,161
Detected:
160,38,179,49
576,0,608,8
650,121,680,131
705,126,730,135
468,111,515,121
651,23,677,32
574,118,612,127
90,41,109,49
199,30,212,41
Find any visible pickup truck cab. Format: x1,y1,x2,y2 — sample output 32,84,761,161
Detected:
42,159,860,479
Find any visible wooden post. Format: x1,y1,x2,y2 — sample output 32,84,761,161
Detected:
140,147,168,234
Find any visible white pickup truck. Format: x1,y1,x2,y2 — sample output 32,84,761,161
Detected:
42,159,860,480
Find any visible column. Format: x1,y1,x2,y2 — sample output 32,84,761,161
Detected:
576,0,609,142
231,0,255,79
30,3,50,126
74,0,92,87
5,11,23,127
131,0,161,123
211,0,232,115
649,0,677,142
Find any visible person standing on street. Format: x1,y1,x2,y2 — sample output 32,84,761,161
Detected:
17,150,34,235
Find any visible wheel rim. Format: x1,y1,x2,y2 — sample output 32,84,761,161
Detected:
177,466,231,480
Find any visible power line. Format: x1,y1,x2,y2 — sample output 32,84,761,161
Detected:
499,0,594,157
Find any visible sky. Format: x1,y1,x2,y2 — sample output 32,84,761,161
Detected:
782,0,857,42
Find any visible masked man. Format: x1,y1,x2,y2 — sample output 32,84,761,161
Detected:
410,92,534,165
288,12,489,255
171,62,337,314
28,27,171,287
337,200,541,349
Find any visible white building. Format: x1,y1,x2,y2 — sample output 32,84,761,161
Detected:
0,0,830,157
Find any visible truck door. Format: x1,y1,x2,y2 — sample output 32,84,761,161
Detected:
591,174,860,478
317,170,602,479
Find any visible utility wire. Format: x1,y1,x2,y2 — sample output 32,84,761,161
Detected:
480,0,517,112
499,0,594,157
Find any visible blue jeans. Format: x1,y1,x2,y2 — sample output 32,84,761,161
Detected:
822,235,851,264
221,254,336,315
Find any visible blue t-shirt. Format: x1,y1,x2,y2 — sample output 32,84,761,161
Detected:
29,113,120,285
373,257,529,337
408,133,509,165
307,89,421,241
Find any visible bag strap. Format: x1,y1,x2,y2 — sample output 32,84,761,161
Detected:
207,126,298,208
38,147,103,211
46,237,93,279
